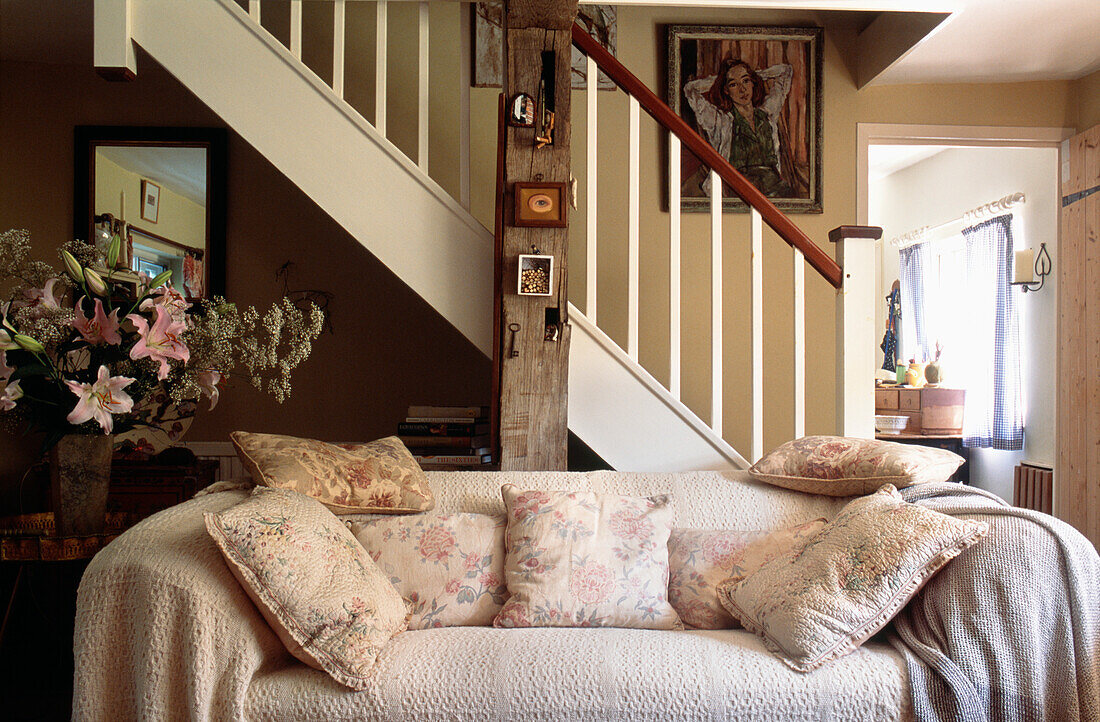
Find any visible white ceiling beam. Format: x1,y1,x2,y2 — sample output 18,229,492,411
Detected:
857,11,951,88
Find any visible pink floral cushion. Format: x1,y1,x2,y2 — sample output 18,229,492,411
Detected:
668,518,826,629
205,487,408,690
494,484,681,630
231,431,434,513
716,485,988,672
347,513,508,629
749,435,964,496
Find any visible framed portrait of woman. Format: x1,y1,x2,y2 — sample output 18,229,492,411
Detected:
667,25,823,213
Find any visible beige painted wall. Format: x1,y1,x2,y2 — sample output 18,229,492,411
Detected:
246,5,1087,462
469,6,1076,458
0,53,489,511
1075,68,1100,131
94,154,207,249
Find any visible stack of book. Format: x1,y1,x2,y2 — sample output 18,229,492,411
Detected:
399,405,493,470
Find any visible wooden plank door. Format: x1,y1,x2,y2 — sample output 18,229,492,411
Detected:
1057,123,1100,547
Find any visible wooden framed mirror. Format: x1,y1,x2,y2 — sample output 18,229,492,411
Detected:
74,126,227,300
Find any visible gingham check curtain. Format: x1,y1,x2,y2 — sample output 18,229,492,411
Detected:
899,241,933,365
960,214,1023,450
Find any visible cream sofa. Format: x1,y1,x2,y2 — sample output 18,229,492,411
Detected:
74,470,917,721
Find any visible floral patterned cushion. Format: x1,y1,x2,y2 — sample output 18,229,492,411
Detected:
231,431,434,513
205,487,408,690
347,513,508,629
668,519,826,629
493,484,681,630
716,485,988,672
749,435,965,496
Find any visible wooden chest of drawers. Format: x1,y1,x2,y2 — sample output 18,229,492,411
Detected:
875,386,965,435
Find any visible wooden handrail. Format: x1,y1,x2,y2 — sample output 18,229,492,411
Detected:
571,24,843,289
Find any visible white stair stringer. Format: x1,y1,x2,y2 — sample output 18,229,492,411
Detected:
568,304,749,472
123,0,494,353
112,0,748,472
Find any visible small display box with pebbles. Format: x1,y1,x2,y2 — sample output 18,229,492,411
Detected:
517,254,553,296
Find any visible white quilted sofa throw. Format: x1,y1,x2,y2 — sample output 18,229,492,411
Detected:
73,470,913,721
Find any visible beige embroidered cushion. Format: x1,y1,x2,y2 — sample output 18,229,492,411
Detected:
231,431,434,513
347,512,508,629
749,435,965,496
716,484,988,672
494,484,682,630
668,518,826,629
205,487,408,690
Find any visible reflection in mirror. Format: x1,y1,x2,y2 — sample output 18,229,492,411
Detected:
94,146,207,297
74,127,226,300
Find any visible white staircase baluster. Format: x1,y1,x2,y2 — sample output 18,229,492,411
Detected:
668,133,681,400
710,169,722,438
418,1,429,172
332,0,346,99
289,0,302,60
376,0,388,136
793,247,806,439
458,3,472,210
586,54,598,323
627,95,640,361
120,2,754,473
751,208,763,461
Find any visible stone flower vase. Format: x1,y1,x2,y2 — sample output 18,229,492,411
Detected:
49,434,113,536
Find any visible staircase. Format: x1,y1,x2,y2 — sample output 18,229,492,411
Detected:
97,0,872,471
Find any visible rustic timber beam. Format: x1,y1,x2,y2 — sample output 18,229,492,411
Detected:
496,0,579,471
507,0,579,30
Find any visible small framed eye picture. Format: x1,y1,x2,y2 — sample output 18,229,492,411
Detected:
140,179,161,223
513,181,568,228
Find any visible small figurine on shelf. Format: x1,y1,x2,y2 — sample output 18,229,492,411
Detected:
925,341,945,385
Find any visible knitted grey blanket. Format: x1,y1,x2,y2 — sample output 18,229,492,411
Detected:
890,483,1100,722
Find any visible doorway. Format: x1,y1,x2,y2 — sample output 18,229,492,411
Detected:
857,124,1071,501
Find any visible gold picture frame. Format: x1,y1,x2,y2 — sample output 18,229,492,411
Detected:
513,181,568,228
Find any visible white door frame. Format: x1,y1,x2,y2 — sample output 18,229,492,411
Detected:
856,123,1073,227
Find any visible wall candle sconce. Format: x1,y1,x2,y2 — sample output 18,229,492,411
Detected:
1010,242,1052,292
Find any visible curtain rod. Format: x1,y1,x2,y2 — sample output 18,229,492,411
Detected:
890,192,1026,249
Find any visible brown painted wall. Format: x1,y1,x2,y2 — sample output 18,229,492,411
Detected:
0,53,489,509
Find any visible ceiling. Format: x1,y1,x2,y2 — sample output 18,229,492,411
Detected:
868,145,950,181
868,0,1100,85
96,145,208,207
1,0,1099,86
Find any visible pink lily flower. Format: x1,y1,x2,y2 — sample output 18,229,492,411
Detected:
0,380,22,412
140,283,191,326
72,297,122,345
65,365,134,433
196,369,222,410
0,329,17,351
22,278,62,311
127,305,190,380
0,351,12,383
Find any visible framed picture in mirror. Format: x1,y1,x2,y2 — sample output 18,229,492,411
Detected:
140,180,161,223
74,126,227,300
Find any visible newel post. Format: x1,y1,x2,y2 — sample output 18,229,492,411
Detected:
829,226,882,439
